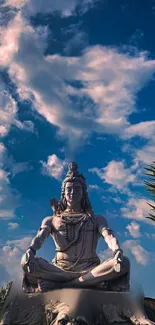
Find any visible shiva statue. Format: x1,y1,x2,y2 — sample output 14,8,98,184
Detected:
21,162,130,293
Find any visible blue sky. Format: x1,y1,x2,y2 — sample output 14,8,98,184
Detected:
0,0,155,297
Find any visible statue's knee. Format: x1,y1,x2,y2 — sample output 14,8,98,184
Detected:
21,253,29,273
123,256,130,273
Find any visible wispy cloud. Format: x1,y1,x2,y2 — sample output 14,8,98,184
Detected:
98,248,113,262
8,222,20,229
0,0,155,153
6,236,32,250
122,240,150,265
0,143,7,166
0,236,32,283
2,0,27,9
0,12,23,67
0,87,18,137
123,121,155,166
121,198,155,224
2,0,98,16
126,221,141,238
88,184,100,191
89,160,135,190
11,161,33,177
64,31,88,55
124,121,155,140
134,142,155,165
0,73,35,138
41,154,67,180
1,9,154,148
0,145,20,219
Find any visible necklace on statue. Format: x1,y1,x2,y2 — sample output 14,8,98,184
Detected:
64,223,82,244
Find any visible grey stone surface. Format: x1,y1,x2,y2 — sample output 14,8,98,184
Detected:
0,283,154,325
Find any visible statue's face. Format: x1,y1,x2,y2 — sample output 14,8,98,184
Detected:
65,181,83,207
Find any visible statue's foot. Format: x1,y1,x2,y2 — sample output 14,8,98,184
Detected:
22,273,37,294
23,285,36,294
38,279,61,292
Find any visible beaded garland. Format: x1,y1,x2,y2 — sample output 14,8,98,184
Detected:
64,223,82,244
55,209,91,247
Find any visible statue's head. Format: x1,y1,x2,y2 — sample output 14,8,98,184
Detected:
59,162,92,212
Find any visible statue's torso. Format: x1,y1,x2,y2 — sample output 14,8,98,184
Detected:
50,213,100,271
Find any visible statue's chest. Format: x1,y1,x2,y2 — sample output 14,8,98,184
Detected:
51,215,97,252
52,215,95,241
52,215,67,232
52,215,77,244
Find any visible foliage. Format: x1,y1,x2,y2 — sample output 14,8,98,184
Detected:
144,162,155,222
0,281,12,312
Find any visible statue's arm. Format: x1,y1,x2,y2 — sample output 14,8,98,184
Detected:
29,216,52,254
96,215,122,255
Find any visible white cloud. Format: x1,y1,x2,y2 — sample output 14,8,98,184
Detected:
6,236,32,250
3,0,27,8
5,19,155,146
0,143,7,166
134,142,155,165
0,90,18,137
0,13,23,67
124,121,155,140
0,75,35,138
8,222,20,229
89,160,136,190
1,3,155,150
3,0,98,16
64,31,88,54
0,236,32,282
11,161,32,177
123,240,150,265
26,0,98,17
88,184,100,190
123,121,155,166
41,154,67,180
126,221,141,238
121,198,155,223
0,146,20,219
144,233,155,240
98,248,113,262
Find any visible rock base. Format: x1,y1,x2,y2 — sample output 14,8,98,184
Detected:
0,282,154,325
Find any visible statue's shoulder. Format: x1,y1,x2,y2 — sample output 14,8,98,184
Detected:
41,216,53,228
94,214,108,227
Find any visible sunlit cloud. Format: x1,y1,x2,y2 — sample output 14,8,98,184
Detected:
121,198,155,224
0,236,32,283
41,154,67,180
126,221,141,238
8,222,20,229
89,160,136,190
123,240,150,265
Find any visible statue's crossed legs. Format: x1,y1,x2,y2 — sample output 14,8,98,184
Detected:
21,251,130,293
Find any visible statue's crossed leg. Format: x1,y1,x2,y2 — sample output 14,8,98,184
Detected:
21,253,130,292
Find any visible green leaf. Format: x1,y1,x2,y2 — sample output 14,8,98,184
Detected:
146,215,155,222
147,203,155,210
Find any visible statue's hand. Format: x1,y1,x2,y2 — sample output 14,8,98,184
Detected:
21,248,36,274
114,249,123,264
113,249,123,273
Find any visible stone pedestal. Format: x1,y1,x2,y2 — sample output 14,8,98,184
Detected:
0,282,154,325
